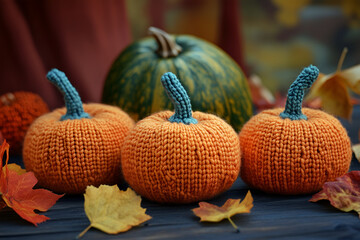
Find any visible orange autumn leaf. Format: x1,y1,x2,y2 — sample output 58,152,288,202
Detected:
310,171,360,216
307,48,360,119
0,140,63,226
192,191,253,232
308,72,353,119
339,65,360,94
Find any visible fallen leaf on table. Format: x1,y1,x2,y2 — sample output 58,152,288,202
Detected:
192,191,253,232
77,185,151,238
307,48,360,119
352,144,360,162
310,171,360,216
7,163,27,175
0,140,64,226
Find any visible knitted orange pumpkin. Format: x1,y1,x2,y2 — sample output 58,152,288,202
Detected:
23,69,135,194
0,92,49,154
239,65,352,195
121,72,241,204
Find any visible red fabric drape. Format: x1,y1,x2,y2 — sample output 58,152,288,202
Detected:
0,0,131,109
218,0,248,76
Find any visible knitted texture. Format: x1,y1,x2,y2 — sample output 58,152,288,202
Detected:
47,69,90,120
121,110,241,204
23,103,135,194
0,92,49,154
280,65,319,120
239,108,352,195
161,72,198,124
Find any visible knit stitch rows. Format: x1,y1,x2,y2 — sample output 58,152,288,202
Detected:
23,103,134,194
239,108,352,194
121,111,241,203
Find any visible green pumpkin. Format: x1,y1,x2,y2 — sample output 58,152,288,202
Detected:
102,27,253,131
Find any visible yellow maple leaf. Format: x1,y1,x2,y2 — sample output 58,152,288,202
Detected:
307,48,360,119
6,164,26,175
77,185,151,238
192,191,253,232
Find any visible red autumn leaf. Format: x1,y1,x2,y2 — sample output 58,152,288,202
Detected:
310,171,360,216
0,140,64,226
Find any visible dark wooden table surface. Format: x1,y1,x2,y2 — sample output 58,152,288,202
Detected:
1,108,360,240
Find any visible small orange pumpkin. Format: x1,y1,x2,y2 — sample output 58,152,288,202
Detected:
121,72,241,204
239,65,352,194
0,92,49,154
23,69,135,194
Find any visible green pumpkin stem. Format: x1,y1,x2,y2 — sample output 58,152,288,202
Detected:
161,72,198,124
280,65,319,120
149,27,182,58
47,69,90,121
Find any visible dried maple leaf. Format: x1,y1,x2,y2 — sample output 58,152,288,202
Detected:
0,140,63,226
310,171,360,216
192,191,253,232
307,48,360,119
77,185,151,238
352,144,360,162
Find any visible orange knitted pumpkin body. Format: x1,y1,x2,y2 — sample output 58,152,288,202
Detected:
23,103,135,194
121,111,241,204
239,108,352,195
0,92,49,154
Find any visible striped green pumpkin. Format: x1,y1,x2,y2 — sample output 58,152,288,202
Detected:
102,27,253,131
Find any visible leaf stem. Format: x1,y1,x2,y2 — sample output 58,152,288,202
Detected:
227,217,240,233
337,47,348,72
77,224,92,239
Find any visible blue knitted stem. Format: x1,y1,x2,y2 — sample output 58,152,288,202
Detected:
280,65,319,120
47,69,90,121
161,72,198,124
